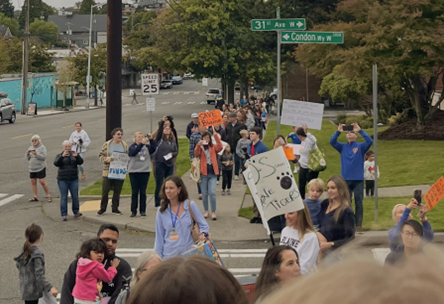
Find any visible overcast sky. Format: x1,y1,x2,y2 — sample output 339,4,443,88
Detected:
13,0,134,10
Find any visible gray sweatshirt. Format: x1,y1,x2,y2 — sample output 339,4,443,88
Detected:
128,145,152,173
236,138,251,158
14,246,53,301
26,144,47,172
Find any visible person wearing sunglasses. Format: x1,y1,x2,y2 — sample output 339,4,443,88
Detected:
330,123,373,234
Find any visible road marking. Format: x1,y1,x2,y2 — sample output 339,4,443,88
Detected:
80,200,111,212
228,268,261,273
62,125,74,129
115,248,266,258
187,102,195,104
200,102,206,104
173,92,180,95
0,194,25,207
0,193,8,199
162,102,170,105
183,91,190,95
162,92,170,95
12,133,32,139
194,91,200,95
116,248,267,253
174,102,183,104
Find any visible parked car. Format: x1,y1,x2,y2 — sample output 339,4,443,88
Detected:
251,84,262,91
171,76,183,85
0,92,16,124
183,73,195,79
160,80,173,89
205,88,221,104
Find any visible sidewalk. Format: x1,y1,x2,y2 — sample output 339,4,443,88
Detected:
77,167,438,243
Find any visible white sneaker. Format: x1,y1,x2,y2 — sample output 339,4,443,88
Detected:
293,167,299,174
234,175,239,180
217,181,219,185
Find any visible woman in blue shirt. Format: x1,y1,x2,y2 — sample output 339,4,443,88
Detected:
154,176,209,259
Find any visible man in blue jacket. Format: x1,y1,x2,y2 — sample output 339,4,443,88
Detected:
246,127,269,224
330,123,373,233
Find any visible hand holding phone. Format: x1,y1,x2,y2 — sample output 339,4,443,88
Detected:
343,125,354,132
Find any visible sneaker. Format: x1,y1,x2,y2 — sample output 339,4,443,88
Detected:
250,217,258,224
227,190,231,195
74,213,83,218
203,211,209,218
234,175,239,180
130,213,136,218
356,226,364,234
112,210,123,216
97,209,106,216
140,213,146,218
211,212,217,220
62,216,67,221
256,217,262,224
293,167,299,174
217,181,219,185
222,190,226,196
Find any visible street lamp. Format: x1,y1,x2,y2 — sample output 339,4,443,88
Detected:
86,3,105,109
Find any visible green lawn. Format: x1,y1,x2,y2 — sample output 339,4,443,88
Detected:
264,121,444,187
80,138,191,195
239,196,444,231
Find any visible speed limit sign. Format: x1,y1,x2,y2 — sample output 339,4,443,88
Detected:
141,74,159,95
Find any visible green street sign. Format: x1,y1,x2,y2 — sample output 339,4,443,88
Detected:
251,19,306,31
281,31,344,44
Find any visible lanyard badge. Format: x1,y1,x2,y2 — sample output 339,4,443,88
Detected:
169,203,181,241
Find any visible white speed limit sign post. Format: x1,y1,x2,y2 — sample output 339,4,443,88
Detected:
142,74,159,95
146,97,155,133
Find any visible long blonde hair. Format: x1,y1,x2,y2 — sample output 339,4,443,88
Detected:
293,202,315,241
327,175,351,222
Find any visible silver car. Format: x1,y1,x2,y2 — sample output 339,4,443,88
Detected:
0,92,16,124
205,88,221,104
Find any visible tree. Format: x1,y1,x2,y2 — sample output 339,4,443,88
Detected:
0,13,20,36
0,0,14,18
30,18,58,45
79,0,99,14
296,0,444,128
0,38,10,74
19,0,55,28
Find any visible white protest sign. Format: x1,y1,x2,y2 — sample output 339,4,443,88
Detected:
146,98,155,111
211,137,228,155
108,152,130,180
141,74,159,95
287,143,301,155
281,99,324,130
243,147,304,235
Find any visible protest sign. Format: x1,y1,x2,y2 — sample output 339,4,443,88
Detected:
108,152,130,180
281,99,324,130
243,147,304,235
287,143,301,155
424,176,444,211
182,241,224,266
198,110,223,128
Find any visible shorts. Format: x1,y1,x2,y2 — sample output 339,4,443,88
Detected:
30,168,46,179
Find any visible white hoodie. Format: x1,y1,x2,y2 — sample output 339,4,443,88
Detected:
280,227,320,275
69,130,91,153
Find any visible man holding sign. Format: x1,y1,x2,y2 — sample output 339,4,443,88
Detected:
98,128,129,216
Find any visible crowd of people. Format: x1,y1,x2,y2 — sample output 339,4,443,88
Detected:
17,95,439,304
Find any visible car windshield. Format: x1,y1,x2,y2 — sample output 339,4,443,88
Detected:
208,89,219,94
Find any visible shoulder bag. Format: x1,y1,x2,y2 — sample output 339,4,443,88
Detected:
187,200,201,243
307,145,327,172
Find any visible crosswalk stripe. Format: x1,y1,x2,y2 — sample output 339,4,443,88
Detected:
194,91,200,95
162,92,170,95
0,194,25,207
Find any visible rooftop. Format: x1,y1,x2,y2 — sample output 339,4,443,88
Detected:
48,15,107,32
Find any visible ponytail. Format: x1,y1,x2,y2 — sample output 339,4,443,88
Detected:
23,223,43,260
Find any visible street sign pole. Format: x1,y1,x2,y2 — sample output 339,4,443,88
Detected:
276,8,281,136
372,64,378,222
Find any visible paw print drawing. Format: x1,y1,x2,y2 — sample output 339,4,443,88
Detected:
276,172,294,190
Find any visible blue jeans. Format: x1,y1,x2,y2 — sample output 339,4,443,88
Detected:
155,162,174,207
197,182,201,195
346,180,364,227
129,172,150,214
58,179,79,217
201,174,217,212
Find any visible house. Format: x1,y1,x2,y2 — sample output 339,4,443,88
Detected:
136,0,165,8
73,2,82,10
0,25,12,40
48,15,107,48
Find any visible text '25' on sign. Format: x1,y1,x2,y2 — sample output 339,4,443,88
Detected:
198,110,223,128
142,73,159,95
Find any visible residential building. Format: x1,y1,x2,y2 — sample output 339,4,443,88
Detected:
58,7,74,16
0,25,12,40
48,15,107,48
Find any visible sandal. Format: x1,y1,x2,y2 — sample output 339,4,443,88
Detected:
29,197,39,202
46,196,52,202
203,211,209,218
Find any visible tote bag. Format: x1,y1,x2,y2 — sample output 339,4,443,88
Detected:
307,147,327,172
190,157,201,183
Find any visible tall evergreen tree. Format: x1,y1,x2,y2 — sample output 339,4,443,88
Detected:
0,0,14,18
19,0,51,28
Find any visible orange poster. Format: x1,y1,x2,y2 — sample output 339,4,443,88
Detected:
198,110,223,128
424,176,444,211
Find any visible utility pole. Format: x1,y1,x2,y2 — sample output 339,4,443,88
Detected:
21,0,30,115
106,0,122,140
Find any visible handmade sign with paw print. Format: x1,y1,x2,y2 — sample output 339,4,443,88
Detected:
243,147,304,234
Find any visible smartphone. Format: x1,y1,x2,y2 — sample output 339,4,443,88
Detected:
343,125,354,132
202,140,208,145
414,189,422,205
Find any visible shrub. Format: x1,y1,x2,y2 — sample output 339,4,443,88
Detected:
344,114,373,129
337,113,347,124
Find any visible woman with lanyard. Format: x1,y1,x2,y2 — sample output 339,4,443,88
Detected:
154,176,209,259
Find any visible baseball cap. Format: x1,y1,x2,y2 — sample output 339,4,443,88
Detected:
191,113,198,118
229,113,237,118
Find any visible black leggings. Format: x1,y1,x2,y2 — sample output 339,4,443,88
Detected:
298,167,319,199
25,301,38,304
222,170,233,190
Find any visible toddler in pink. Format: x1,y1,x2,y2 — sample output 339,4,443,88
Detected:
72,239,120,303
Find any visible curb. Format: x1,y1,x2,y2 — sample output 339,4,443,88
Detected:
31,106,104,117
